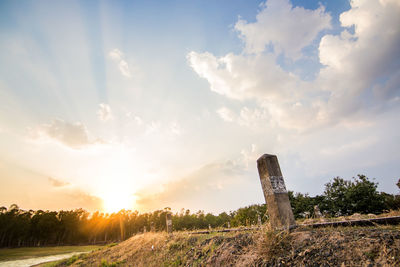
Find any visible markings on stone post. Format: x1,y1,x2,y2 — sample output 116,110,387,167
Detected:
261,175,287,195
166,212,173,233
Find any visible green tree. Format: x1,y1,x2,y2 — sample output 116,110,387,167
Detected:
323,175,385,215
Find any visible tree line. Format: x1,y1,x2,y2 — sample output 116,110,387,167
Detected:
289,175,400,218
1,175,399,247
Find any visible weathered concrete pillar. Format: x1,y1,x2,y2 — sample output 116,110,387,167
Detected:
314,205,322,218
166,212,172,234
257,154,295,230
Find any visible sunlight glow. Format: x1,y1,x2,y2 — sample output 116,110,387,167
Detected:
102,191,134,213
93,147,141,213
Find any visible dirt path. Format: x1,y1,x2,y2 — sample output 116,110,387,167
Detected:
0,252,85,267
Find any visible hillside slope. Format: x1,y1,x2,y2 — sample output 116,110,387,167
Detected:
54,226,400,266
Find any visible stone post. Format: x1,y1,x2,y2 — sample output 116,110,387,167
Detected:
314,205,322,218
257,154,295,230
166,212,172,234
257,214,262,226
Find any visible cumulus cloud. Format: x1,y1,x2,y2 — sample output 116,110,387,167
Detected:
237,107,270,130
317,0,400,107
216,106,235,122
187,51,304,102
30,119,103,149
188,0,400,131
216,106,271,130
109,48,132,77
97,103,113,121
235,0,331,58
126,112,143,126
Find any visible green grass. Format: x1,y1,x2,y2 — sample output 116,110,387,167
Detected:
35,253,90,267
100,259,125,266
38,255,79,267
0,245,103,262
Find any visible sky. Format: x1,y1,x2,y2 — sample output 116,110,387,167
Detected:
0,0,399,214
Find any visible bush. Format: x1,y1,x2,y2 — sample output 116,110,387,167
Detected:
322,175,385,216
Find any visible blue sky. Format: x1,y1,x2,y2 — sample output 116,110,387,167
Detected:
0,0,399,213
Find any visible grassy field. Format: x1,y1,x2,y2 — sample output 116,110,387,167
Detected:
0,245,104,262
46,225,400,266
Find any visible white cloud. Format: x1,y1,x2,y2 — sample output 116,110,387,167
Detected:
187,51,307,102
314,0,400,122
30,119,102,149
118,60,131,77
216,106,235,122
216,106,272,131
109,49,123,61
97,103,113,121
188,0,400,131
187,49,320,130
318,0,400,92
239,144,259,169
145,121,161,135
126,112,143,126
134,116,143,126
235,0,331,58
109,48,132,78
144,120,184,137
169,122,182,136
238,107,270,130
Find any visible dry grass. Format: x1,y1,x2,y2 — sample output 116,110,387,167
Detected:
50,223,400,266
255,225,291,263
58,231,255,266
297,210,400,225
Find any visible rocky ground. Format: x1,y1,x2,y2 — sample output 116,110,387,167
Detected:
51,225,400,266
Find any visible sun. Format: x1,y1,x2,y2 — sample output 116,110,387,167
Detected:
102,191,134,213
89,146,144,213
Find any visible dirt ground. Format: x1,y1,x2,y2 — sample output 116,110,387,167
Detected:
53,225,400,266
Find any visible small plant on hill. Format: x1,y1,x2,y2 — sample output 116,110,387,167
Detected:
256,226,292,262
100,259,125,267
